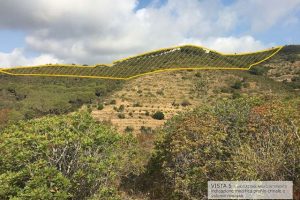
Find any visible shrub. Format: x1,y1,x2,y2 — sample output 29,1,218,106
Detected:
181,99,191,107
144,97,300,199
231,80,242,89
133,102,142,107
152,111,165,120
0,112,143,200
118,105,125,112
195,72,202,77
145,111,150,116
156,90,164,96
125,126,134,133
97,103,104,110
118,113,125,119
249,66,269,75
95,86,106,97
284,76,300,89
140,126,153,134
87,105,92,113
232,91,241,99
220,87,233,93
110,99,116,104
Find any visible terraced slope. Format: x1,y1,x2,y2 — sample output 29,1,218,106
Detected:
0,45,281,79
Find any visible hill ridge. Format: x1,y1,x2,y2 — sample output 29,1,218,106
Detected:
0,44,282,80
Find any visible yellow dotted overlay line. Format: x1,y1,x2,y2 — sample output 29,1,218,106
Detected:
0,44,283,80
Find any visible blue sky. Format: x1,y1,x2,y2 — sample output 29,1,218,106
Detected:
0,0,299,67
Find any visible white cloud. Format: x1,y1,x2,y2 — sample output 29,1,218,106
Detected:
203,36,267,53
0,0,299,67
233,0,300,32
0,49,63,68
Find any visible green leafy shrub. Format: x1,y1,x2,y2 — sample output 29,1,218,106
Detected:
140,97,300,199
152,111,165,120
0,112,143,200
231,80,242,89
97,103,104,110
249,66,269,75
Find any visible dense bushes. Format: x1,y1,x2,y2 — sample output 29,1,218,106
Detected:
0,112,144,200
249,66,269,75
0,75,122,127
286,76,300,89
135,97,300,199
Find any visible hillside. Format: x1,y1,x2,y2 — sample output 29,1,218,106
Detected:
91,69,295,134
89,45,299,134
0,45,298,130
0,45,300,199
0,45,281,79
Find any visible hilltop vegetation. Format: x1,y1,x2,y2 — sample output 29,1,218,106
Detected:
1,45,280,79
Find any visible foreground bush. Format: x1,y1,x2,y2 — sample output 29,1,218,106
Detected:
141,97,300,199
0,112,144,200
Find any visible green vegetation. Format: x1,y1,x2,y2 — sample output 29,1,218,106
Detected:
0,45,299,199
110,99,117,104
117,105,125,112
124,97,300,199
1,46,280,79
231,80,242,89
97,103,104,110
117,113,125,119
140,126,153,134
125,126,134,133
249,65,269,75
152,111,165,120
0,75,122,128
0,112,144,200
286,76,300,89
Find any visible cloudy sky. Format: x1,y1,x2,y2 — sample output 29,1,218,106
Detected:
0,0,299,67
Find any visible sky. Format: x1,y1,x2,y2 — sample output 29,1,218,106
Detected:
0,0,299,67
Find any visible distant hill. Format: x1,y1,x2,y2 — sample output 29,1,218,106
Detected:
0,45,281,79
